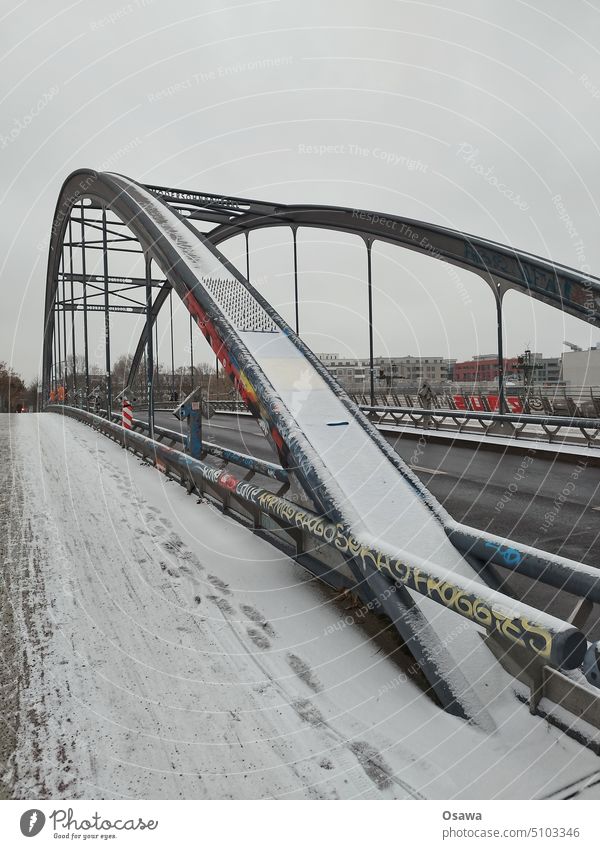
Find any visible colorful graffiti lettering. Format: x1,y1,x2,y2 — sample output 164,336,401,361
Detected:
229,481,554,661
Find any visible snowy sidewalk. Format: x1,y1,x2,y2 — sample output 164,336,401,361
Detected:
1,414,598,800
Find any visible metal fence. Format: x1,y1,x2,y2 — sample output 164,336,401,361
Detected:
350,386,600,418
360,405,600,448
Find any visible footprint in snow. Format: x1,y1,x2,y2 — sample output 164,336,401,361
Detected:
207,574,231,595
286,653,322,692
246,627,271,650
207,594,235,615
240,604,276,637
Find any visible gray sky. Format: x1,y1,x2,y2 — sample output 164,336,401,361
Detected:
1,0,600,382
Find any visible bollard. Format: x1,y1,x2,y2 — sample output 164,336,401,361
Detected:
173,388,204,460
187,401,203,459
122,398,133,430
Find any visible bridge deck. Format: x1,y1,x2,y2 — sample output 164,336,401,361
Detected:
2,413,599,799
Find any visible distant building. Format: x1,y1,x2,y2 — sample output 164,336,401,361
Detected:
536,356,561,384
452,356,520,384
444,358,457,380
316,353,449,393
316,351,570,394
561,346,600,387
374,356,448,385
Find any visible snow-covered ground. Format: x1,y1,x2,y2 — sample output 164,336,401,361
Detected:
1,413,599,800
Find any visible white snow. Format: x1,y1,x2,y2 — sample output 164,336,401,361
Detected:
2,412,599,799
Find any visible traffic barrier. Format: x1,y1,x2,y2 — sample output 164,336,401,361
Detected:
122,398,133,430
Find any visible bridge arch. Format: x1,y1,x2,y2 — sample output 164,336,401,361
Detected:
121,182,600,398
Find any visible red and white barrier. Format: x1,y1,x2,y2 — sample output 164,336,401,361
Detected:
122,398,133,430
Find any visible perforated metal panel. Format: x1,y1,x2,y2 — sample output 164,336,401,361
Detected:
203,276,278,333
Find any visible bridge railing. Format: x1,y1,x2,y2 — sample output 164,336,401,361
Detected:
70,393,600,453
358,404,600,448
108,411,289,484
350,388,600,418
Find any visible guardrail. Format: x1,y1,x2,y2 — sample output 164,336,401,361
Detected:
359,405,600,448
102,406,600,609
110,412,289,484
350,388,600,418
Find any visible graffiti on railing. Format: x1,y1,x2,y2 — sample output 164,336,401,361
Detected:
484,540,523,566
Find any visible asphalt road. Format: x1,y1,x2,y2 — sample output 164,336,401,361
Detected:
153,409,600,637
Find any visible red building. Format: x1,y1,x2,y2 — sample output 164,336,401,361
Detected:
452,356,519,383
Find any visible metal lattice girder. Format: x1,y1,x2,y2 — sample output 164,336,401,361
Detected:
135,182,600,324
57,303,146,314
57,272,166,287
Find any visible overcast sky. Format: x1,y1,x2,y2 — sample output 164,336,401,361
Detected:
1,0,600,382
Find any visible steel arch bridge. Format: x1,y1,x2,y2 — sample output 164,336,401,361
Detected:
42,169,600,730
43,170,600,414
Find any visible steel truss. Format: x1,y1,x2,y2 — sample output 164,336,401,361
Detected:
41,171,600,736
44,171,600,419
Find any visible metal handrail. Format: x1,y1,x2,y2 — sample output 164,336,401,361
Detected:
109,412,289,483
361,404,600,429
360,404,600,447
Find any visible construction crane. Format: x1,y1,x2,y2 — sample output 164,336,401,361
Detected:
563,340,583,351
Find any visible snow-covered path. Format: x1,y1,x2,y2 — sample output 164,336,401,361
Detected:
1,413,598,800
